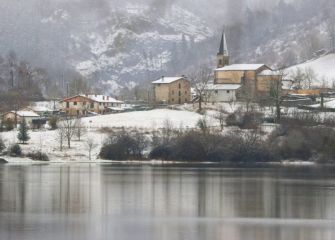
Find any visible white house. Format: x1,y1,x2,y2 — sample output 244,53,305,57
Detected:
204,84,241,102
1,110,40,127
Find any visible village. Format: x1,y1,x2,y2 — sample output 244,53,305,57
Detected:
1,31,335,163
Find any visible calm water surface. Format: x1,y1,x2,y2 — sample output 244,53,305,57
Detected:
0,164,335,240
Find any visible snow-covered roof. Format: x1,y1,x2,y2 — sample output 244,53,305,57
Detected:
205,84,241,91
258,70,282,76
85,95,123,103
108,107,125,111
152,77,184,84
215,64,267,71
29,106,54,112
11,111,40,117
61,94,123,103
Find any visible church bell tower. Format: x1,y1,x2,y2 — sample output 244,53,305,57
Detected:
217,31,229,68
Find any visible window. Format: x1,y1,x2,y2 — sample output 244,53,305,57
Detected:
83,102,86,105
227,90,230,93
179,91,181,96
185,98,187,102
219,59,222,65
77,110,80,115
66,102,69,108
74,102,77,106
172,98,174,102
185,91,187,94
215,90,218,94
172,90,174,95
90,103,94,108
179,83,181,89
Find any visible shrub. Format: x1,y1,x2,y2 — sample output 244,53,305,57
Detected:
268,125,335,162
48,116,59,130
226,113,238,126
9,144,22,157
26,151,49,161
149,145,174,160
173,132,207,161
226,111,263,129
99,130,149,160
4,118,14,131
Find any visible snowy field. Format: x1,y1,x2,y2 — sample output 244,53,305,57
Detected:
0,109,216,163
81,109,213,129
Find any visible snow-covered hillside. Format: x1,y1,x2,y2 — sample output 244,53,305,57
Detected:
45,4,214,94
286,53,335,87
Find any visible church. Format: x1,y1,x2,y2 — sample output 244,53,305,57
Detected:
212,32,282,101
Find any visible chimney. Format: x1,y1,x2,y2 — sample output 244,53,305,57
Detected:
161,76,164,82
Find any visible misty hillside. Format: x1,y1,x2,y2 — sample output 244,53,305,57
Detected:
1,0,335,96
286,51,335,87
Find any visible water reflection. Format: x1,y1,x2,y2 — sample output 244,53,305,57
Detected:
0,164,334,240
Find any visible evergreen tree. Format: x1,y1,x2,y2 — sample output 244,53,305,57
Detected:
17,118,30,144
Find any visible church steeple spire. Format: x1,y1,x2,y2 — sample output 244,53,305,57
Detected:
217,30,230,68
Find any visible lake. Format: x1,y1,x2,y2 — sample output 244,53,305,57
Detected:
0,164,335,240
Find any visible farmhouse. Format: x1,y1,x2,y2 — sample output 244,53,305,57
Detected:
60,94,123,116
2,110,40,127
152,76,191,105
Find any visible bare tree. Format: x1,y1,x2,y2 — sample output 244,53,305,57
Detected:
291,67,306,89
304,67,317,89
60,117,77,148
269,70,285,123
86,137,98,161
215,107,226,131
56,126,65,151
161,119,174,145
75,119,87,141
197,115,211,135
189,65,212,111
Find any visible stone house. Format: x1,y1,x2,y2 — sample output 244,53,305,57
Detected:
152,77,191,105
60,94,123,116
2,110,40,127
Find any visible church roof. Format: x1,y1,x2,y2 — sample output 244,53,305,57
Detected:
258,69,282,76
218,31,229,56
215,64,267,71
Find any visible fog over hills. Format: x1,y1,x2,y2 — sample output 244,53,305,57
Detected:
0,0,334,95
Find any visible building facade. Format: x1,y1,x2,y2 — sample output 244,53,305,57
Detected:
204,84,241,102
214,32,282,99
152,77,191,105
60,94,123,116
2,110,40,127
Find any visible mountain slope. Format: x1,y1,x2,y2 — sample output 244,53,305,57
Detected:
42,4,214,94
286,52,335,87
